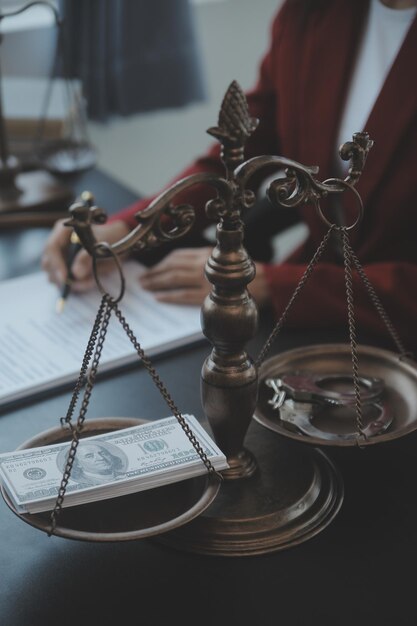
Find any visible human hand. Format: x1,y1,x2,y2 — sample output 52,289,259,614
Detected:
41,219,130,293
139,247,213,305
139,246,271,308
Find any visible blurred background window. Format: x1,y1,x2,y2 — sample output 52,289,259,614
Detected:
59,0,207,121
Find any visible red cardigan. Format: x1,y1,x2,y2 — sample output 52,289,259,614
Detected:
114,0,417,351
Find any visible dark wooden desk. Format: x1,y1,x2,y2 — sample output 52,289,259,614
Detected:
0,169,139,281
0,170,416,626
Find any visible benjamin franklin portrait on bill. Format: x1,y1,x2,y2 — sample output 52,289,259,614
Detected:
56,441,129,486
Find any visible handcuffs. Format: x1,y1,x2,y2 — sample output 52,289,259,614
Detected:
265,371,392,442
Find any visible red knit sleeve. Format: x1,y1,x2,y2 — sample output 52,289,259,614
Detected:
263,260,417,352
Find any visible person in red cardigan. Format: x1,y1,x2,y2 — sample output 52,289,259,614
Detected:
42,0,417,351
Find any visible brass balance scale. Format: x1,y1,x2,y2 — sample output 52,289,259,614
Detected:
2,81,417,556
0,1,96,227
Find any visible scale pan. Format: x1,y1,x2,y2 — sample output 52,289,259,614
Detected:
38,139,97,175
1,417,221,542
254,344,417,448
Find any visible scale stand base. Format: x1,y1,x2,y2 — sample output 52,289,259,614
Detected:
0,170,73,227
155,420,344,556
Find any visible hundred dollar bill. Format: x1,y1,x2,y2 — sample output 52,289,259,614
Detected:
0,414,228,513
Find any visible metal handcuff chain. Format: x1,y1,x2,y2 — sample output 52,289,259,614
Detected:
256,179,409,443
49,243,220,535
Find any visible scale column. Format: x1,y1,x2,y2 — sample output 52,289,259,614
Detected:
201,216,258,479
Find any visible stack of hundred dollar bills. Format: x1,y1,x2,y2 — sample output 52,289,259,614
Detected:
0,414,228,514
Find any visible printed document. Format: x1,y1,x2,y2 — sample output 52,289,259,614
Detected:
0,262,203,407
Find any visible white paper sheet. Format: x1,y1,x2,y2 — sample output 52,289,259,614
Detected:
0,262,203,406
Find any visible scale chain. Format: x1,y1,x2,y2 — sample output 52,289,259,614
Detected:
50,290,222,534
60,297,107,430
347,242,410,358
256,225,336,367
340,227,364,437
49,296,113,533
255,212,410,441
113,304,219,477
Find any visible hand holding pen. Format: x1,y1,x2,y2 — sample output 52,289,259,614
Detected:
55,190,94,313
55,230,82,313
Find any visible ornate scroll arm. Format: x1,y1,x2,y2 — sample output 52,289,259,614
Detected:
234,132,373,215
339,131,374,187
65,172,233,258
63,195,107,253
235,155,322,209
